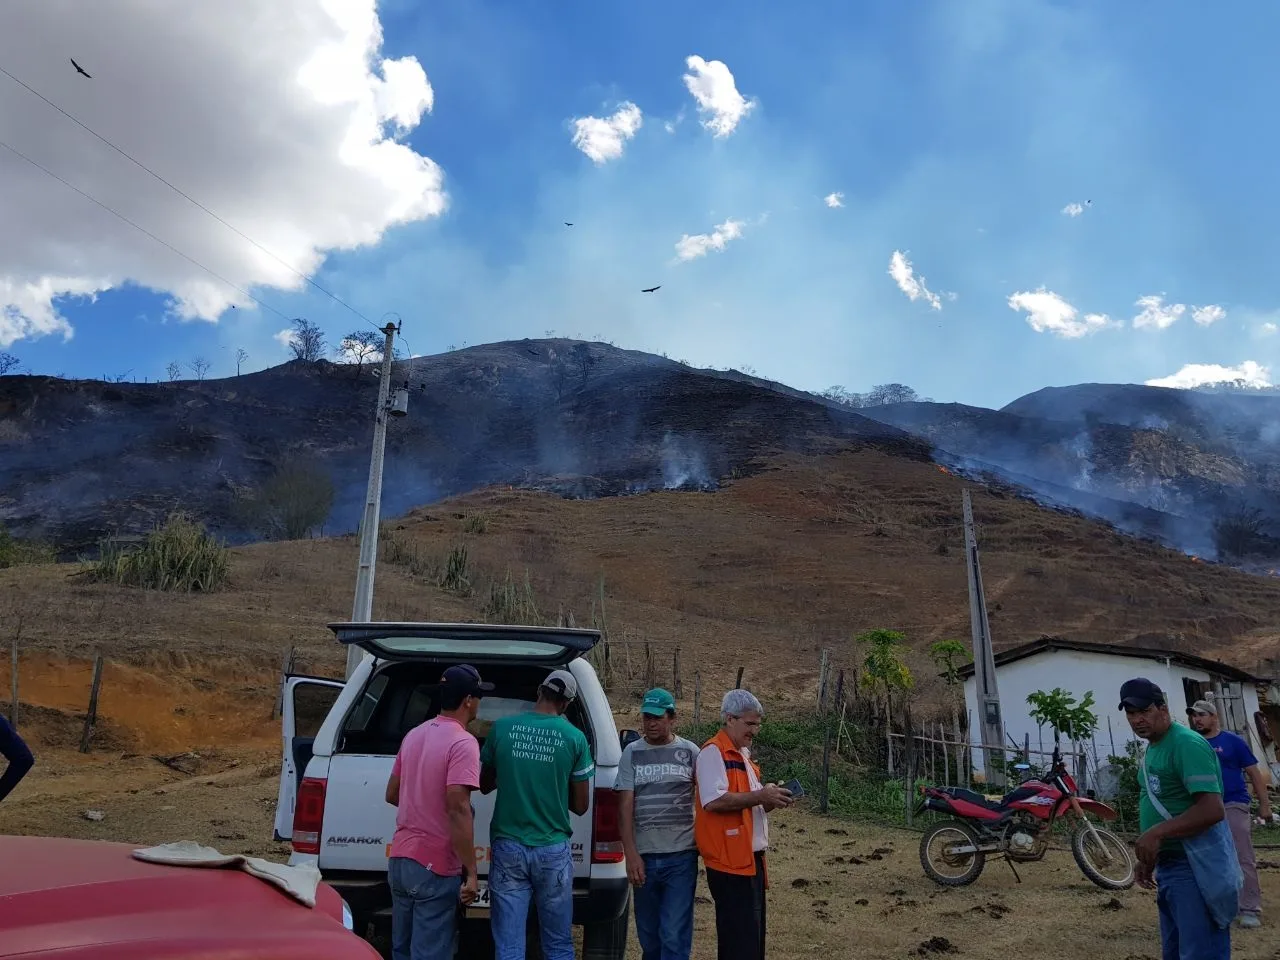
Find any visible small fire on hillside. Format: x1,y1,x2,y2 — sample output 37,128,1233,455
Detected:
937,465,952,476
518,473,719,500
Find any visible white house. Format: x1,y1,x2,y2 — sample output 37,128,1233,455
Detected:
956,636,1276,782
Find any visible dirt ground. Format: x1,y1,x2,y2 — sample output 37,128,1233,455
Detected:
3,740,1279,959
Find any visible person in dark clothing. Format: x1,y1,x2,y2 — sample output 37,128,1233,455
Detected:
0,714,33,802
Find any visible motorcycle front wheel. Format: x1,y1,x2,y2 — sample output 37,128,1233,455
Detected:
919,820,986,886
1070,823,1135,890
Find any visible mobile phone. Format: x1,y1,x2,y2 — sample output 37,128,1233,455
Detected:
783,778,805,798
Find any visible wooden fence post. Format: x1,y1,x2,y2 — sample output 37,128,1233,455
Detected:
903,702,916,827
9,630,17,729
644,640,655,690
273,645,296,721
818,648,830,713
79,655,105,753
735,666,744,690
672,646,683,698
597,575,612,680
820,704,833,814
942,721,951,785
693,671,701,726
885,698,895,774
819,667,845,812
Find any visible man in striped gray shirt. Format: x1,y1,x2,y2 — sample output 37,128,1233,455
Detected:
616,688,699,960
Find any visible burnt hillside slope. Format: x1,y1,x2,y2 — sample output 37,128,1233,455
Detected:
0,339,925,553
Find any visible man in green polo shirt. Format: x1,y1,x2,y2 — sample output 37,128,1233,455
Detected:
480,669,594,960
1121,677,1232,959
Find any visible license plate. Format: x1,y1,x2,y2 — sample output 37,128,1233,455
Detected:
465,882,491,916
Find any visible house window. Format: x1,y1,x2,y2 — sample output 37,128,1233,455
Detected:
1182,677,1207,710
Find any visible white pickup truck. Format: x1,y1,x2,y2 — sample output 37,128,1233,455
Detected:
273,622,635,959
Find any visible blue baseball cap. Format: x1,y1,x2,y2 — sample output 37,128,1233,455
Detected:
1118,678,1165,710
442,664,494,697
641,688,676,716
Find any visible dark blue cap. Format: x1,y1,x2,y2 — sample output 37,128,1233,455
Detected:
1118,678,1165,710
442,664,494,696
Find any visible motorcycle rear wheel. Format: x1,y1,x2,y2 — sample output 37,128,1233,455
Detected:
920,820,986,886
1071,823,1135,890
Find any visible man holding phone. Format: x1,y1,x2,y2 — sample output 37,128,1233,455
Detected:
695,689,792,960
616,688,700,960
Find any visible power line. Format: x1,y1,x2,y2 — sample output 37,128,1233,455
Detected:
0,62,405,346
0,136,295,323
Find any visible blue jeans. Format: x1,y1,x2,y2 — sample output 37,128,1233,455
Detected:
1157,855,1231,960
388,856,462,960
489,837,574,960
633,850,698,960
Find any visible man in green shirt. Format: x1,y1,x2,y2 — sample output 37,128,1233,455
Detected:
480,669,594,960
1121,677,1231,959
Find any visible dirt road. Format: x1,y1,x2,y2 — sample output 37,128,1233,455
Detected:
3,746,1278,959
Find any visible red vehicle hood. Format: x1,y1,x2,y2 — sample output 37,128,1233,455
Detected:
0,836,376,959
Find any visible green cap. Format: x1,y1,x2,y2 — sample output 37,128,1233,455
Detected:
641,688,676,716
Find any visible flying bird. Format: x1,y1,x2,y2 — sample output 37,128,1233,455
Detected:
564,222,573,227
641,285,661,294
70,58,92,78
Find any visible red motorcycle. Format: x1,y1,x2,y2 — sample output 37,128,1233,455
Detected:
915,747,1134,889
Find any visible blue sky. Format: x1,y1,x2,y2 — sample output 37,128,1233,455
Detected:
5,0,1280,408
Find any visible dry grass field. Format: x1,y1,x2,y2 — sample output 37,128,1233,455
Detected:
4,446,1279,713
3,446,1280,955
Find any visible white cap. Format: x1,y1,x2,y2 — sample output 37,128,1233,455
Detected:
540,669,578,700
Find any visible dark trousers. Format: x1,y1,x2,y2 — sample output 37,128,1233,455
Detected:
705,852,766,960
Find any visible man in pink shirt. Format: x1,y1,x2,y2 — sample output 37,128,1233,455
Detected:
385,664,493,960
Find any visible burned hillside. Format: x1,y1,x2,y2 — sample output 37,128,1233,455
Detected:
0,339,926,554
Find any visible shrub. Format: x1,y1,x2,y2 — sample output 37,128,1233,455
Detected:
438,544,471,595
484,569,541,624
234,459,335,541
463,512,490,534
89,514,229,591
0,525,55,568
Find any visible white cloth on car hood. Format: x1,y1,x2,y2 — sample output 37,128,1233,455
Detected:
132,840,322,908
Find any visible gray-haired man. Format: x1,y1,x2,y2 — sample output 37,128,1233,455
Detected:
694,689,792,960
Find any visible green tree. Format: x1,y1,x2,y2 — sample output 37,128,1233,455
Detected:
929,639,970,687
1026,687,1098,744
855,628,914,709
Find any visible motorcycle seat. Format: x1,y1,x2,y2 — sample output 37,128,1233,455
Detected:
938,786,1004,810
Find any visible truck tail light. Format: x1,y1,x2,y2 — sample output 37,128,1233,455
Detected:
292,777,328,855
591,787,624,864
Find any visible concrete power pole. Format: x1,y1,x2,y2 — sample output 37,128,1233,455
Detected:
963,488,1005,786
346,322,405,680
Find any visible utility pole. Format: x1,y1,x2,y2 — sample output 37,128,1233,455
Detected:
346,322,407,680
963,488,1004,787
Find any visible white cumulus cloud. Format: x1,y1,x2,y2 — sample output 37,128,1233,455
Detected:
824,192,844,209
1263,322,1278,336
273,328,296,352
1191,304,1226,326
1062,202,1085,217
674,219,745,262
1146,361,1271,390
1132,295,1186,331
888,251,941,311
570,102,643,164
0,0,446,348
682,56,755,138
1007,288,1112,339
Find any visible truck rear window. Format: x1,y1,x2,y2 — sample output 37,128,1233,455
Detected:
335,662,592,756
